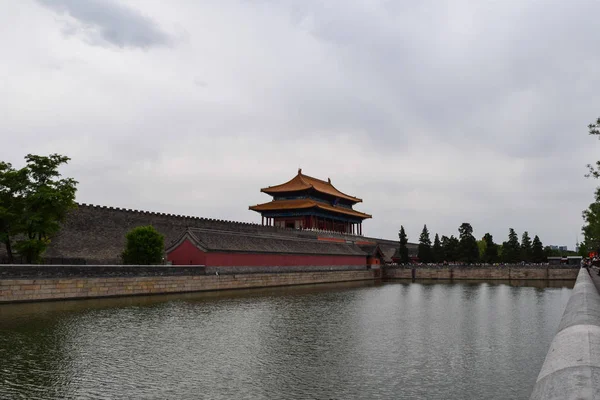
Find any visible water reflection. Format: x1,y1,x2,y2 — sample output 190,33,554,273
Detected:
0,280,572,399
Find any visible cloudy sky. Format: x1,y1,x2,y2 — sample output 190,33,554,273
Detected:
2,0,599,248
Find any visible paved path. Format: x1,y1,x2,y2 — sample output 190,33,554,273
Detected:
589,266,600,294
530,267,600,399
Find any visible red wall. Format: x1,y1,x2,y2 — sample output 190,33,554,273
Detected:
167,240,206,265
206,252,365,267
167,239,366,267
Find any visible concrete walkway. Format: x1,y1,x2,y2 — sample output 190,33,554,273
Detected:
590,267,600,294
530,267,600,399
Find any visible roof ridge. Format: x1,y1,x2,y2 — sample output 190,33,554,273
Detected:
301,172,362,202
300,172,329,185
296,173,312,188
188,227,356,245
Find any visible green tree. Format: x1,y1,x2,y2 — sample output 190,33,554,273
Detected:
1,154,77,263
578,241,589,258
521,231,533,262
583,117,600,254
477,238,486,260
586,117,600,178
502,228,521,263
0,162,27,263
397,225,409,263
482,233,498,263
432,233,443,263
582,187,600,253
458,223,479,263
441,235,459,262
532,235,545,263
122,226,165,265
417,225,432,263
544,246,558,259
12,154,78,263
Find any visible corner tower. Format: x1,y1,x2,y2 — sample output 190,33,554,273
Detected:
249,169,371,235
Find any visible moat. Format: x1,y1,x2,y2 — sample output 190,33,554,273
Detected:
0,280,573,400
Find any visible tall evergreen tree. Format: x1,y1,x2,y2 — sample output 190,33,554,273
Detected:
432,233,443,263
502,228,521,263
417,225,432,263
521,231,533,262
442,235,460,262
482,233,498,263
398,225,409,263
458,223,479,263
477,238,486,260
531,235,545,263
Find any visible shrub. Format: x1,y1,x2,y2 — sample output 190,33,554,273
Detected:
122,225,164,265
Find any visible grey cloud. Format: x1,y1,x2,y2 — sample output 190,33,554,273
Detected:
3,0,600,249
36,0,172,48
275,0,600,157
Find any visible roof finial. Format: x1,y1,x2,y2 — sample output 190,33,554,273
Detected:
328,177,331,183
298,168,302,174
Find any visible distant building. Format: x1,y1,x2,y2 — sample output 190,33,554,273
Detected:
549,245,568,252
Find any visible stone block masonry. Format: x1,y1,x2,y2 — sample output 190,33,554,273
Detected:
0,203,411,265
384,266,579,280
0,270,377,303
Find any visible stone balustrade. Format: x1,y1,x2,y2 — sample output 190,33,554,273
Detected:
529,268,600,399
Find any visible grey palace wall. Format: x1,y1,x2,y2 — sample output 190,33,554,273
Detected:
0,204,403,265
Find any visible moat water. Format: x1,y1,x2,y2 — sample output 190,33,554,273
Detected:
0,280,573,400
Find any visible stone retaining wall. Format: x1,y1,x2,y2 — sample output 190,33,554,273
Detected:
0,265,206,279
384,267,579,280
0,270,376,303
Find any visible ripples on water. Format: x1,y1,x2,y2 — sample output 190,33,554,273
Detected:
0,280,572,400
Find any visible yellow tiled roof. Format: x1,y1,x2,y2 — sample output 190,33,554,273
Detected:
260,170,362,203
249,198,371,219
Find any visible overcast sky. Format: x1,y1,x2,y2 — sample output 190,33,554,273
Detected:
2,0,600,248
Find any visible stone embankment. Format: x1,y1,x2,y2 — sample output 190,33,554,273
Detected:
0,264,579,304
384,265,578,280
0,265,376,303
529,268,600,399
